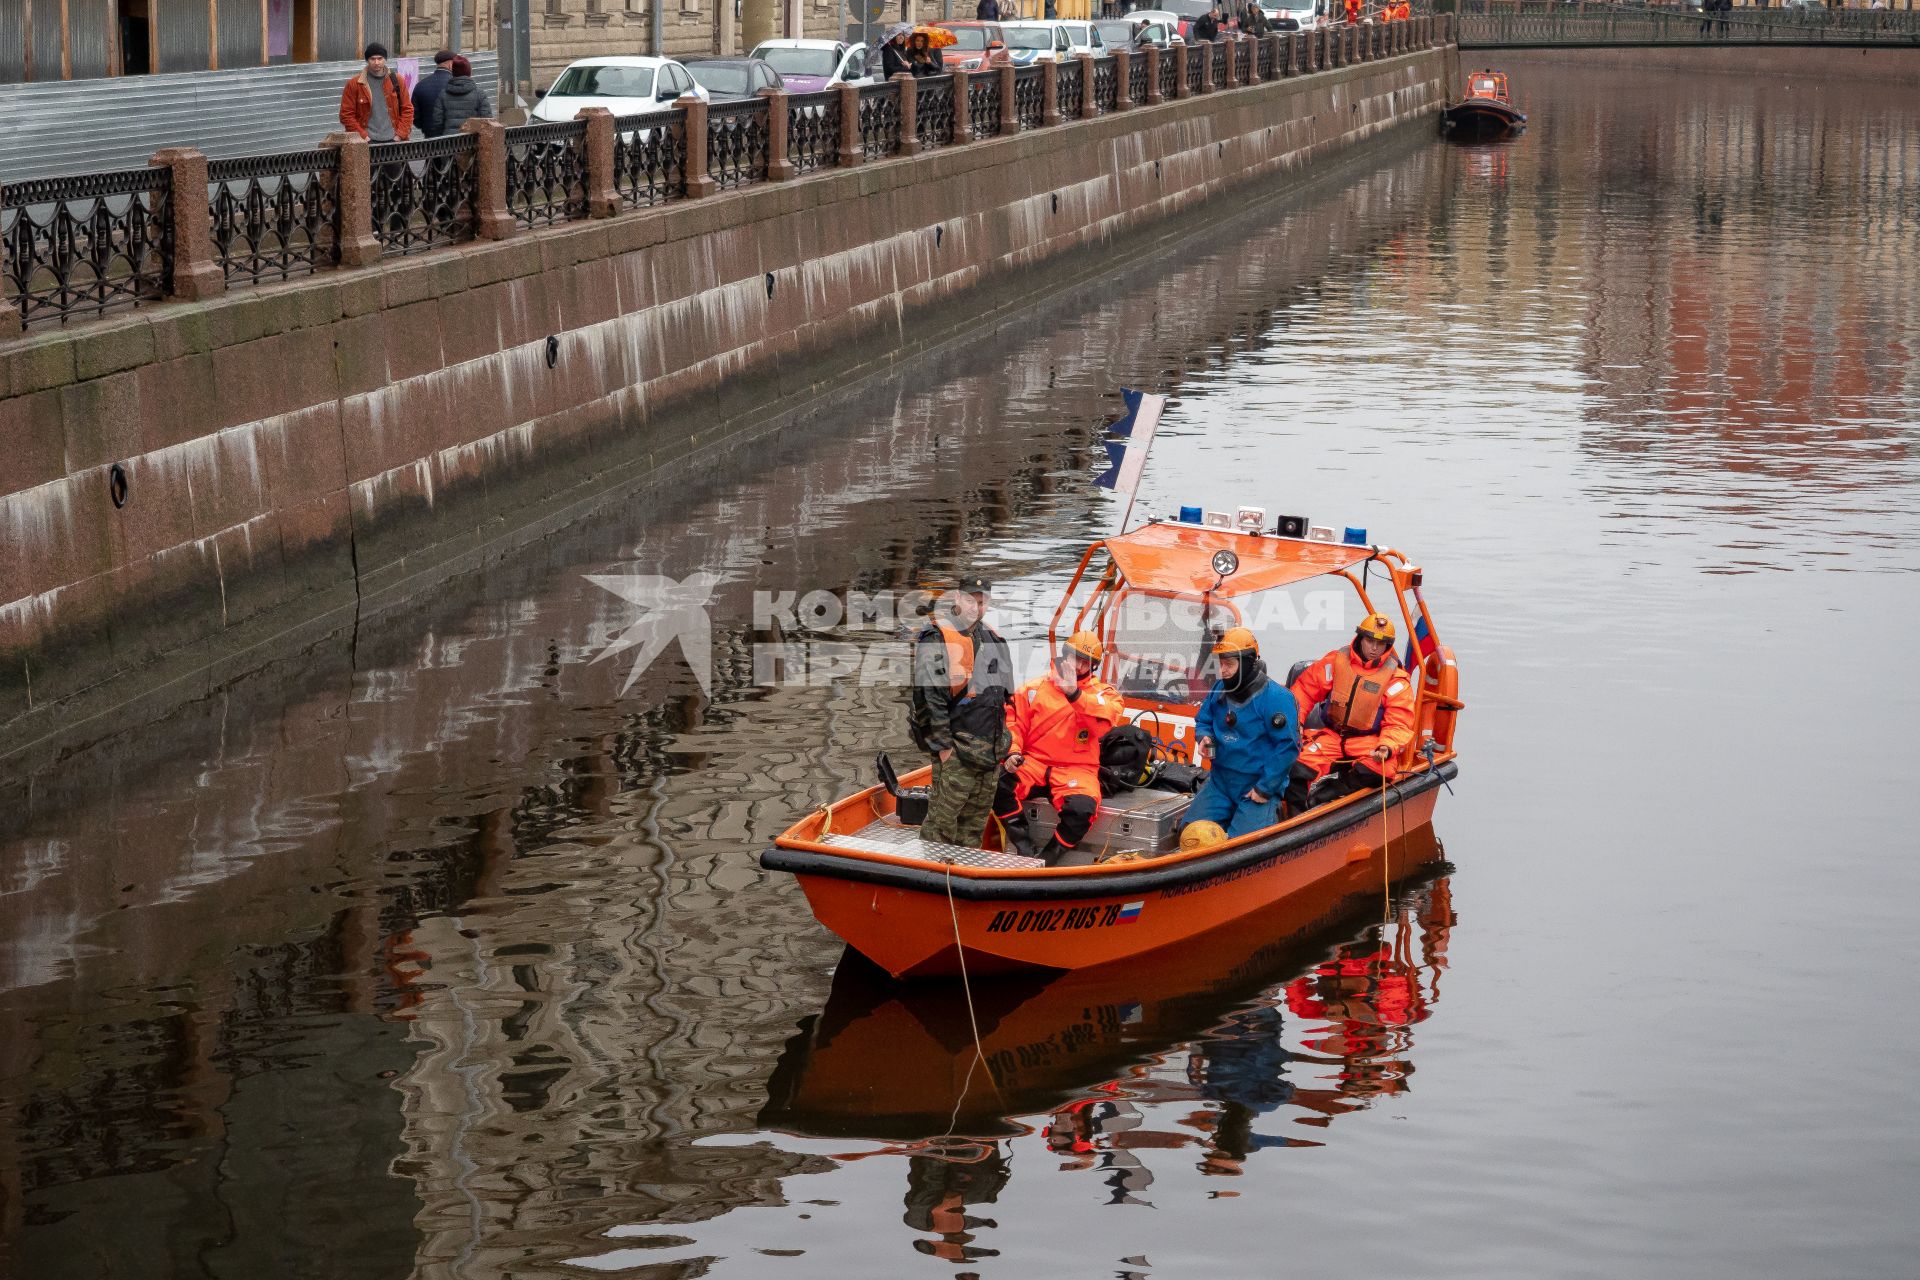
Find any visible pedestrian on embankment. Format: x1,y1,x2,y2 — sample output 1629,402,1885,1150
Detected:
339,43,414,142
430,56,494,134
976,0,1001,21
411,50,455,137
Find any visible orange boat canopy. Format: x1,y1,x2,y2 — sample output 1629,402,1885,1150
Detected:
1101,522,1374,597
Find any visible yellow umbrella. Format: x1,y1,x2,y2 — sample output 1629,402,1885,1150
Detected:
913,24,959,46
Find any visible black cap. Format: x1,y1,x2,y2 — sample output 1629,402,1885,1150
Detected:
364,41,389,59
955,575,991,595
433,49,455,63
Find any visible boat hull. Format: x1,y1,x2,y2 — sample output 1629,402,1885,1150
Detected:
1443,101,1526,141
763,763,1453,978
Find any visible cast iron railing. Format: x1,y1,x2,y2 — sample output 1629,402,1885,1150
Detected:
1013,65,1046,129
1212,40,1229,82
368,133,478,257
1057,60,1084,120
917,77,957,149
612,115,686,208
856,83,903,159
1258,35,1277,78
1458,3,1920,45
1187,43,1206,91
207,149,338,286
3,165,173,327
790,93,842,172
1127,52,1149,103
504,121,589,228
707,100,771,191
1158,50,1180,99
967,71,1002,138
1094,58,1119,112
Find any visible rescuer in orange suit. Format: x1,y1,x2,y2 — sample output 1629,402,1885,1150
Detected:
1344,0,1362,24
992,631,1124,865
1283,612,1418,813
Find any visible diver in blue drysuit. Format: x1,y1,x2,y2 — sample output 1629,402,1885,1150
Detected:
1185,627,1300,839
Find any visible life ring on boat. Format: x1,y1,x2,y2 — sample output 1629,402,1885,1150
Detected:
1422,644,1461,749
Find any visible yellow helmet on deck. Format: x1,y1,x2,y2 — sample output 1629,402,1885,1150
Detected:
1356,613,1396,643
1064,630,1104,662
1211,627,1258,657
1180,821,1228,852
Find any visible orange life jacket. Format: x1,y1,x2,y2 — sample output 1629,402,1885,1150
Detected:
1345,0,1361,19
1326,646,1400,735
934,620,974,696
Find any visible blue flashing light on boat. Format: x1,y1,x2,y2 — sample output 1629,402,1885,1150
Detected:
1178,506,1203,524
1344,527,1369,546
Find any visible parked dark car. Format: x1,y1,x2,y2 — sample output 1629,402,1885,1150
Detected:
684,58,787,102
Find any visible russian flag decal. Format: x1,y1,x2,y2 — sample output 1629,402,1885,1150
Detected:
1117,901,1144,925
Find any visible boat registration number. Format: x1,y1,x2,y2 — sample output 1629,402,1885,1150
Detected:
984,903,1132,934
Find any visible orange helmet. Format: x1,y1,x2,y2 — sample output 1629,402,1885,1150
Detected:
1356,613,1396,643
1064,630,1104,663
1211,627,1258,657
1180,821,1228,852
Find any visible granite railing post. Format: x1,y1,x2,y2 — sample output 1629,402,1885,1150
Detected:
1076,53,1097,117
1142,43,1162,104
1112,48,1133,109
999,62,1017,132
579,107,619,215
1199,39,1214,92
1285,30,1298,75
1172,42,1189,97
761,88,794,180
952,70,973,144
461,118,515,239
834,83,862,166
150,148,223,300
678,96,717,196
895,73,920,156
321,132,381,266
1041,58,1061,126
0,182,19,336
1223,36,1239,87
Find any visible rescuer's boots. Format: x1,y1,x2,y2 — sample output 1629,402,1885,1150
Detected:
1001,814,1037,857
1038,836,1071,866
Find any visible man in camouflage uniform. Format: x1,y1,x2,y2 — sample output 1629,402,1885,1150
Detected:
909,576,1014,848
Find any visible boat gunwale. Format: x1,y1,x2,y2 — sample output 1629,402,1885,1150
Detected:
760,759,1456,902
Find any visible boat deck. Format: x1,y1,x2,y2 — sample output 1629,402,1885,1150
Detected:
819,815,1045,870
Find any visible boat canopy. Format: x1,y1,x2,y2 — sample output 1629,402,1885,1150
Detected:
1101,522,1373,597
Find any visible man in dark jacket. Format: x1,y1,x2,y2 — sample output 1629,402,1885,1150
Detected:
909,576,1014,848
411,50,455,137
976,0,1001,19
428,55,493,135
1192,8,1221,42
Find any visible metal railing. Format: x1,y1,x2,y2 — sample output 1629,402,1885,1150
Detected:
1094,58,1120,111
707,100,771,191
369,134,478,257
917,77,957,150
504,121,589,229
1057,60,1085,119
2,165,172,325
791,93,843,173
2,36,1464,331
967,70,1003,139
1013,65,1047,129
612,114,686,209
207,149,337,285
1458,2,1920,44
855,84,903,160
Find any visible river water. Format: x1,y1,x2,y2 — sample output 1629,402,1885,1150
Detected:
4,57,1918,1280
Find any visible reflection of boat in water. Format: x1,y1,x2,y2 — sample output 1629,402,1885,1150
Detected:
762,517,1464,978
761,827,1453,1140
1444,68,1527,141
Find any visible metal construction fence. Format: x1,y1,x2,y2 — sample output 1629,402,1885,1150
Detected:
1,22,1454,333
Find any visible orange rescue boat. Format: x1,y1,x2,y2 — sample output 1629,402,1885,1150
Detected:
760,517,1463,980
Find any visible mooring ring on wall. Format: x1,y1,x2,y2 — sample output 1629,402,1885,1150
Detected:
109,463,129,509
546,335,560,368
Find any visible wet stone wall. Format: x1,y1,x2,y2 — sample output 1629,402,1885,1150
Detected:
0,47,1454,771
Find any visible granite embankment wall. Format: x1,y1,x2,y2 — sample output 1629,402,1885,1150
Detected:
0,46,1454,770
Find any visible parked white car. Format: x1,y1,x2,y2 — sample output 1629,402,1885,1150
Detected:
1260,0,1328,30
999,20,1106,61
748,39,873,92
531,56,708,124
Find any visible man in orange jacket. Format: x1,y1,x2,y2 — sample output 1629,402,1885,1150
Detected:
1283,612,1418,813
339,43,414,143
1344,0,1362,24
992,631,1124,865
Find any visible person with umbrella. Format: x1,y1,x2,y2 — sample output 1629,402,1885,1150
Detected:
867,21,913,78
